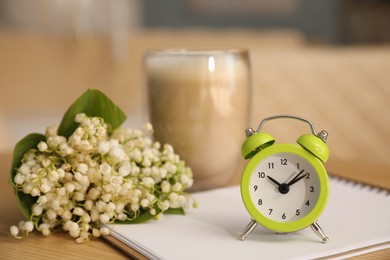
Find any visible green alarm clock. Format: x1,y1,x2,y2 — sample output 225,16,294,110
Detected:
239,115,330,243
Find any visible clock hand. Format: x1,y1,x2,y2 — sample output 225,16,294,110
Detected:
267,170,307,194
268,175,291,194
287,169,305,185
287,171,309,187
267,175,281,187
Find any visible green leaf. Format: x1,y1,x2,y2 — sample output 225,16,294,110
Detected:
165,207,185,215
9,133,46,218
57,89,127,138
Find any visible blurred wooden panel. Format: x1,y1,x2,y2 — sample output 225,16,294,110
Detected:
0,30,389,170
250,47,390,168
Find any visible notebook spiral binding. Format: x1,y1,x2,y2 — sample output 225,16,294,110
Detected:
330,174,390,196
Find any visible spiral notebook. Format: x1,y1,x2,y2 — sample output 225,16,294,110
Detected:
104,174,390,260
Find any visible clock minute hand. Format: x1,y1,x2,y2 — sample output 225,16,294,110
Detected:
288,169,304,184
287,170,309,187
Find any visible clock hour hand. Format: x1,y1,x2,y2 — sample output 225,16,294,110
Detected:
268,176,291,194
267,175,281,187
287,170,309,187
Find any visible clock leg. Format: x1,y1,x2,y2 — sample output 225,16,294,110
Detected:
239,219,258,241
310,221,329,243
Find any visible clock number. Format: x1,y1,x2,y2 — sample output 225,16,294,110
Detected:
305,200,310,206
310,186,314,192
268,163,274,169
280,159,287,165
306,173,311,179
282,213,286,219
295,209,300,216
268,209,273,215
258,199,263,205
254,185,258,191
258,172,265,178
297,163,300,169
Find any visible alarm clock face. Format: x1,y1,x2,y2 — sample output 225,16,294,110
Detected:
241,144,329,232
250,152,319,222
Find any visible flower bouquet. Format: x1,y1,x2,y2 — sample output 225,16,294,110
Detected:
9,89,195,243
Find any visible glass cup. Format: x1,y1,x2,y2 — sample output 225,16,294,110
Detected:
144,49,251,191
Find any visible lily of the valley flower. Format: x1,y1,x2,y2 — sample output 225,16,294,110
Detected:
11,113,194,243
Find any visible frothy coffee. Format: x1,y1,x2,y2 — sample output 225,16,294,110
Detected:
145,49,250,190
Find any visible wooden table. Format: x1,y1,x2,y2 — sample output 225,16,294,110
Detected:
1,151,389,259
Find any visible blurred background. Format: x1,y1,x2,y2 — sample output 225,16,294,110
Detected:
0,0,389,172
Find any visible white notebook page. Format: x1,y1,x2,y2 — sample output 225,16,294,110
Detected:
106,178,390,260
